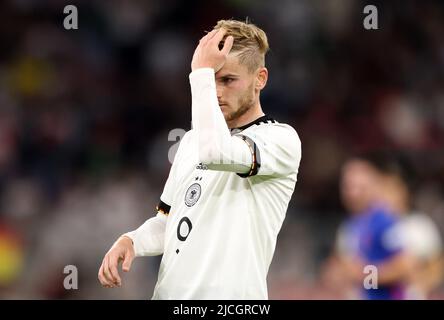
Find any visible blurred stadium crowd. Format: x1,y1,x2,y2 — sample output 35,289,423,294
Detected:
0,0,443,299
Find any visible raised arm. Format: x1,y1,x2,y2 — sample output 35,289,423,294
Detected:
190,68,253,174
190,29,253,175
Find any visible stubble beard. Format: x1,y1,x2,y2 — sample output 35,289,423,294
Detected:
224,86,256,125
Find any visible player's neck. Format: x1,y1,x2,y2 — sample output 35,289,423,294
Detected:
226,103,265,129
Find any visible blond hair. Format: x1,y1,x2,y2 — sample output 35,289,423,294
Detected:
213,19,269,73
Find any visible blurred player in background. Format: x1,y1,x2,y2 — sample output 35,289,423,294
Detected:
377,162,443,299
98,19,302,299
322,155,415,299
322,153,443,299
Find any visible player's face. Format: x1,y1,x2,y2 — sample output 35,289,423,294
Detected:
215,54,265,126
340,160,379,214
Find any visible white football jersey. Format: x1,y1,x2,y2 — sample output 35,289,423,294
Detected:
124,68,302,299
151,115,301,299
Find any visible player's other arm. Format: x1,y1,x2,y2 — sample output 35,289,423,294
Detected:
98,130,187,288
122,207,168,257
98,162,176,288
122,203,169,257
98,205,168,288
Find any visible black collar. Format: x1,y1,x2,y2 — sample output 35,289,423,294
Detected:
230,115,275,132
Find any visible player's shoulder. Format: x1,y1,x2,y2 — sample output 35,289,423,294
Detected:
401,212,442,238
239,116,301,167
180,129,196,144
174,129,196,158
241,115,300,141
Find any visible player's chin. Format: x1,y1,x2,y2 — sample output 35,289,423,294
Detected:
220,106,231,120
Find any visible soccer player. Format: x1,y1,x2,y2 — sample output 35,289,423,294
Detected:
378,163,443,299
98,19,301,299
325,155,417,300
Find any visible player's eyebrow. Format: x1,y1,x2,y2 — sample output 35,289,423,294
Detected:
216,73,239,79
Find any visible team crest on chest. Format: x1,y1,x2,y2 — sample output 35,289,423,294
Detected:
185,183,201,207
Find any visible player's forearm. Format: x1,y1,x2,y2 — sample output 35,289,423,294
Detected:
189,68,252,173
122,214,167,257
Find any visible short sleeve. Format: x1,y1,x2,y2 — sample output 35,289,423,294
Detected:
398,213,442,259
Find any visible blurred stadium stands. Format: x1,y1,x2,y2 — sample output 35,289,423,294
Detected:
0,0,443,299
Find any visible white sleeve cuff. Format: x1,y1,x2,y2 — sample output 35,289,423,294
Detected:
189,67,215,81
121,213,167,257
121,231,143,257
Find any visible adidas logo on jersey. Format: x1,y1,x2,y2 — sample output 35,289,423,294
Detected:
196,162,208,170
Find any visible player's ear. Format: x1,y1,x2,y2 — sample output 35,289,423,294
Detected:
255,67,268,91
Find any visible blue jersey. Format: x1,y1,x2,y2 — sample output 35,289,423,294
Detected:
339,204,406,299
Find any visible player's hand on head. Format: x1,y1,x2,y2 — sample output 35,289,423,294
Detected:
191,28,234,73
98,236,135,288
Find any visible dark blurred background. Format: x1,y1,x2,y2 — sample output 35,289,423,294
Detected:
0,0,443,299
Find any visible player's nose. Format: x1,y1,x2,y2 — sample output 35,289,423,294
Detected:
216,84,223,100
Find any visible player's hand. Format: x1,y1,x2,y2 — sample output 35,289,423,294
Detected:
191,28,234,73
98,236,135,288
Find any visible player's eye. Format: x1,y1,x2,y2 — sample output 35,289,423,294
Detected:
222,78,235,84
